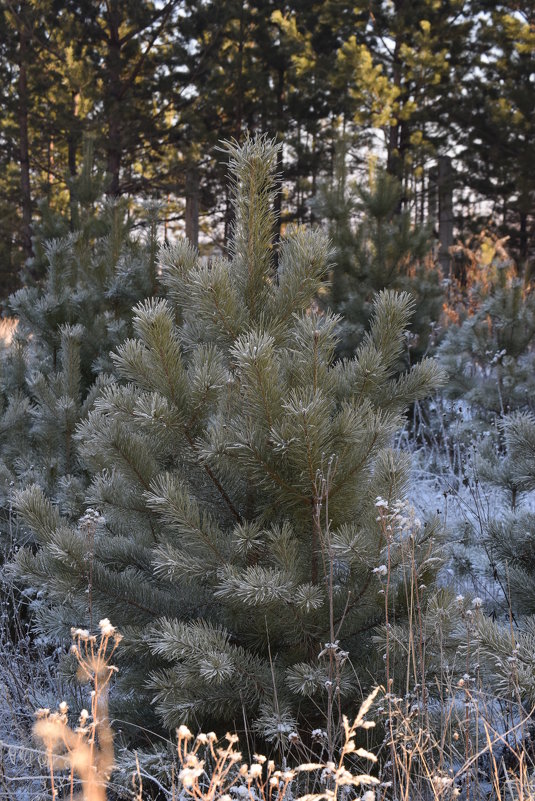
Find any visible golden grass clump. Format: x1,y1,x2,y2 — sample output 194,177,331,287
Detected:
33,619,122,801
173,686,381,801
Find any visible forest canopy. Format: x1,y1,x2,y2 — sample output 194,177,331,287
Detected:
1,1,534,293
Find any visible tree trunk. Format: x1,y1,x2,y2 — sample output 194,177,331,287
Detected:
185,164,200,248
18,20,33,261
47,138,54,200
68,91,80,179
386,2,403,184
386,0,408,215
105,2,123,196
519,210,527,268
273,66,285,246
68,92,80,231
234,0,245,139
438,156,454,278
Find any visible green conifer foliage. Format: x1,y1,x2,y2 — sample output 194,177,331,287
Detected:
320,151,443,360
434,253,535,616
0,152,158,519
14,137,444,738
439,260,535,419
469,412,535,703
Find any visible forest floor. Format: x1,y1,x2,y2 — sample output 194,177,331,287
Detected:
2,397,534,800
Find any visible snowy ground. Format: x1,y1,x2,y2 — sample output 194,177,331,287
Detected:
403,398,535,608
2,399,534,799
0,607,59,799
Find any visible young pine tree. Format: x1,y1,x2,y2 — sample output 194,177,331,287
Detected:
319,144,443,360
14,137,444,740
0,148,158,523
439,257,535,420
433,249,535,626
438,251,535,520
469,411,535,703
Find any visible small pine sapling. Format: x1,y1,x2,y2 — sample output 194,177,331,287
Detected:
15,136,445,741
318,142,442,360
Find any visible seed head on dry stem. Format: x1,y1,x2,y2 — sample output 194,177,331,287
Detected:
33,618,121,801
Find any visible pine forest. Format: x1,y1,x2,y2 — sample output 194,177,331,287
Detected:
0,2,535,800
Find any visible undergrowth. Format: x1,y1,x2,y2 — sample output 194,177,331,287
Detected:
28,623,535,801
21,493,535,801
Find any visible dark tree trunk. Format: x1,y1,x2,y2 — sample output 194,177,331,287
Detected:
519,210,527,267
386,11,402,182
273,67,285,245
18,21,33,260
234,0,245,139
185,164,200,248
386,0,406,213
68,92,79,231
105,2,123,196
67,92,79,179
438,156,454,278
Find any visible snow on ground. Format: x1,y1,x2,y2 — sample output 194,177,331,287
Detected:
2,399,534,798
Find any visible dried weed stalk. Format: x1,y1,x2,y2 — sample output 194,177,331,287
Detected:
174,686,381,801
33,618,121,801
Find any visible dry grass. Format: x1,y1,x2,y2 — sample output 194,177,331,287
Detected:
33,644,535,801
33,620,121,801
28,484,535,800
0,318,18,348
